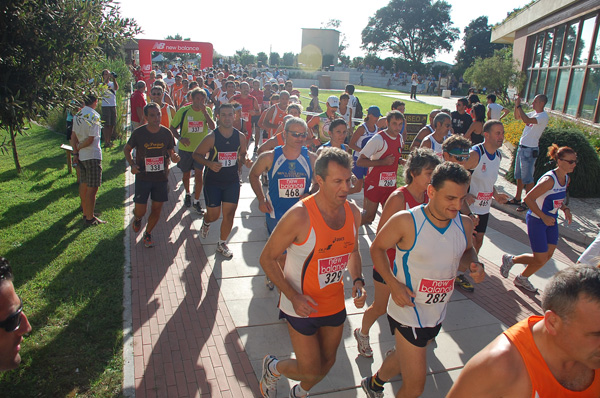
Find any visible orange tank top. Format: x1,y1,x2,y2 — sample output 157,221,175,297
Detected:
160,104,172,129
279,195,356,317
504,316,600,398
267,104,287,138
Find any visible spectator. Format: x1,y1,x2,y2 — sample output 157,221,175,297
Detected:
130,81,147,130
0,257,33,372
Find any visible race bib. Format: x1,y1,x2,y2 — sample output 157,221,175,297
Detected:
553,199,564,210
278,178,305,198
242,112,250,122
476,192,493,207
379,172,396,187
145,156,164,172
417,277,454,305
318,253,350,289
218,151,237,167
187,120,204,133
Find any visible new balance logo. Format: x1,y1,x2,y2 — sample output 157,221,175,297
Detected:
152,42,166,50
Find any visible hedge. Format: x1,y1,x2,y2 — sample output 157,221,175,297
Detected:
505,127,600,197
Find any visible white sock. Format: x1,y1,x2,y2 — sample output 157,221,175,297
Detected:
291,384,308,397
218,240,224,245
359,330,369,338
194,199,199,204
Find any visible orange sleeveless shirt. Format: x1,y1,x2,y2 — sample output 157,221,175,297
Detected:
279,195,356,318
504,316,600,398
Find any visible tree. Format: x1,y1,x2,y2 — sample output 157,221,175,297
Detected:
463,48,526,104
235,48,255,67
257,52,268,67
361,0,459,68
454,16,506,76
282,52,295,67
269,52,280,67
0,0,139,173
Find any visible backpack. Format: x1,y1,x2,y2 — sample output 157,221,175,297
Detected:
354,96,363,119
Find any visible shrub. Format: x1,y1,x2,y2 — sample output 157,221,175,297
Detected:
506,127,600,197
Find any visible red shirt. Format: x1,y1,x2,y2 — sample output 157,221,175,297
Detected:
130,90,147,123
250,89,264,105
231,94,257,121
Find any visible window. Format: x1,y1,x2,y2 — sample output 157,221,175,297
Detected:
576,16,597,65
542,32,553,67
546,69,558,107
563,22,580,66
551,26,566,66
581,68,600,120
523,12,600,121
553,69,570,112
566,68,585,115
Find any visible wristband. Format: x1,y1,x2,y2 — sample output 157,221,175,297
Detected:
516,105,522,108
72,153,79,156
353,277,365,285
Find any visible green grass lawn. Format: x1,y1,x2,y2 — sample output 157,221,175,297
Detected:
296,86,439,117
0,125,126,397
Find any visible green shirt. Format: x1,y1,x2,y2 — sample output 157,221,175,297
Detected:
170,105,213,152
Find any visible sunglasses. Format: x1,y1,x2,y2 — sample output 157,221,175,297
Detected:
0,297,23,333
288,132,307,138
559,158,578,164
452,155,469,162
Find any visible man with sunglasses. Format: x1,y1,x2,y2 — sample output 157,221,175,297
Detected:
249,117,317,289
149,86,175,129
0,258,32,371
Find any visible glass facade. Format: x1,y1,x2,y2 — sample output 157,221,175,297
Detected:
524,11,600,122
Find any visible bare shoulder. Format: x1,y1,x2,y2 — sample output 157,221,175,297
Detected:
448,333,528,397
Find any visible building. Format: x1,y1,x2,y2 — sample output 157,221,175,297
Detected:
300,28,340,68
492,0,600,123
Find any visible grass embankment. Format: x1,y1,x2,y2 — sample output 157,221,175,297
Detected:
0,125,126,397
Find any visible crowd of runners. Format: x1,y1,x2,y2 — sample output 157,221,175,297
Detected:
60,62,600,397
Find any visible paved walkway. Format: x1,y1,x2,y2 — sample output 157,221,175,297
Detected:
124,145,587,397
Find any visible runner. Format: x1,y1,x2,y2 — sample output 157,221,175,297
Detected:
231,81,260,144
447,266,600,397
451,98,472,136
259,148,367,398
170,88,216,213
257,103,303,154
420,112,451,158
357,110,404,226
354,148,440,358
148,86,175,129
349,106,381,196
262,90,290,140
317,119,351,155
249,117,317,289
337,94,354,141
361,162,485,398
124,103,180,248
307,95,342,144
192,103,252,258
500,144,576,293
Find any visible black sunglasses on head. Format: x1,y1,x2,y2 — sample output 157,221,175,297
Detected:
0,297,23,333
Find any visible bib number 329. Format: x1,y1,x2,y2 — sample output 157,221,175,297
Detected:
317,253,350,289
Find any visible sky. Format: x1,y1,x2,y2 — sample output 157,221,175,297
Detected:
119,0,527,65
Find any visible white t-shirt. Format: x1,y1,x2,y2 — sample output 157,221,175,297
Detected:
487,103,504,120
73,106,102,161
101,81,117,107
519,110,549,147
163,77,175,87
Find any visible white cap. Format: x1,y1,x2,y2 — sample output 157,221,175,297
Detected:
327,96,339,107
